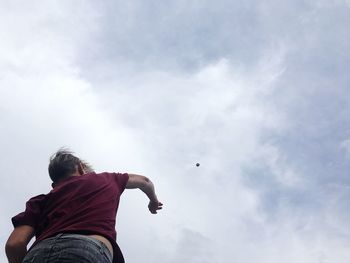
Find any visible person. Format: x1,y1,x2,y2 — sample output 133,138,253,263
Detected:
5,149,163,263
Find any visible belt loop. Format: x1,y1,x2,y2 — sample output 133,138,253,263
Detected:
55,233,64,240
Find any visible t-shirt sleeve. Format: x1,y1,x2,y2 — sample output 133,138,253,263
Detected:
11,194,46,229
109,172,129,193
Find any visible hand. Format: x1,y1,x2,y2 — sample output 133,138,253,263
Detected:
148,200,163,214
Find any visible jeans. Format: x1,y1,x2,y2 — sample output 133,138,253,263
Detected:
22,233,113,263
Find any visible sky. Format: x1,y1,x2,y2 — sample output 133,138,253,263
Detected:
1,0,350,262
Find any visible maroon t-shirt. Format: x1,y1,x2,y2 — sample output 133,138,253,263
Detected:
12,172,129,263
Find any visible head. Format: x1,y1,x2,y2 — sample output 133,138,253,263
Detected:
48,148,93,183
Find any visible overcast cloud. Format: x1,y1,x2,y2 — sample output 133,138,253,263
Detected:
1,0,350,262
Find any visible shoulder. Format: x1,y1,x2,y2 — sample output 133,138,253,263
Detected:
26,194,47,206
97,172,129,191
23,194,47,214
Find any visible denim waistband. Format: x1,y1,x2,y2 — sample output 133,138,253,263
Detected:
41,233,113,262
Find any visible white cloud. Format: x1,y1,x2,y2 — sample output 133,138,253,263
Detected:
1,1,350,262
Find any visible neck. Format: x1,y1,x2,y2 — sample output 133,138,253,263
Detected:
71,171,82,177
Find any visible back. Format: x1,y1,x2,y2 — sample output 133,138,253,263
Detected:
12,172,129,253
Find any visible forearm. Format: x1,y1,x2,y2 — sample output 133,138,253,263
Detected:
126,173,163,214
6,243,27,263
140,178,158,202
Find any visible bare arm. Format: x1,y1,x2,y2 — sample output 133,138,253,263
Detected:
6,225,35,263
126,174,163,214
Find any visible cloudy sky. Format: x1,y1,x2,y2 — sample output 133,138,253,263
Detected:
1,0,350,262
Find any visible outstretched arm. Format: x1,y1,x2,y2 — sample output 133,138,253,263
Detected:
126,174,163,214
6,225,34,263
